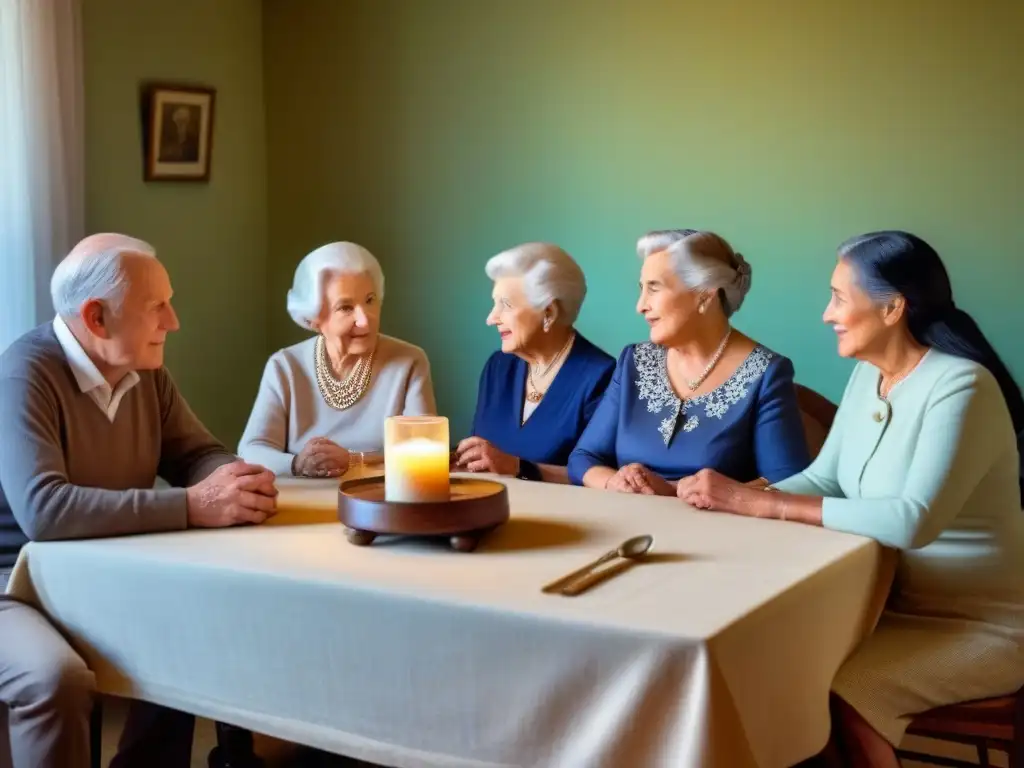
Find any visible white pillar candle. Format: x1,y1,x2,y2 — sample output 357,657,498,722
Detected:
384,416,451,503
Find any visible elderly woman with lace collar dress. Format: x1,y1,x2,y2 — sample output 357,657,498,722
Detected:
239,242,436,477
567,229,810,494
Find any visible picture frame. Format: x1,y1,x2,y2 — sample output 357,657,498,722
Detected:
141,83,216,182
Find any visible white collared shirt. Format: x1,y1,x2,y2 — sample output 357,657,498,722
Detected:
52,316,141,422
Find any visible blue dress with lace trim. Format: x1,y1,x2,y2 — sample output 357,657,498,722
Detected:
567,343,810,484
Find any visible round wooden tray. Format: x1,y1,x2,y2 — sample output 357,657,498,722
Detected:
337,477,510,552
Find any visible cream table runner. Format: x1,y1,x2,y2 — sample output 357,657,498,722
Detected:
7,475,886,768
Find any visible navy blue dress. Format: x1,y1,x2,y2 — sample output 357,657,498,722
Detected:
567,342,810,484
471,334,615,466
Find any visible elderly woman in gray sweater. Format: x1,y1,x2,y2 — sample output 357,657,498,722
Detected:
239,242,436,477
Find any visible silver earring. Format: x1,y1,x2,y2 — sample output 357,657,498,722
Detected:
698,303,706,314
543,319,551,332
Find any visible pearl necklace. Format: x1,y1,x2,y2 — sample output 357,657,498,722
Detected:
314,335,375,410
683,328,732,391
526,332,575,404
878,353,926,400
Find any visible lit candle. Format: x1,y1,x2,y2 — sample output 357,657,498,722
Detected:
384,416,450,503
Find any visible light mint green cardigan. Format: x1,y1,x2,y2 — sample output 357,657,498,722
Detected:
775,350,1023,627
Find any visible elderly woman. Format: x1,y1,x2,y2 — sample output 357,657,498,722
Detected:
567,229,810,493
453,242,614,483
239,242,436,477
677,231,1024,767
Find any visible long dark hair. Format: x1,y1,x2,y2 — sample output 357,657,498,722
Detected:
839,230,1023,503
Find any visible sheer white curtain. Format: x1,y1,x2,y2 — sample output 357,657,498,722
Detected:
0,0,84,351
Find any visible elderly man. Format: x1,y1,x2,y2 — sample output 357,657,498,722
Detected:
0,234,277,768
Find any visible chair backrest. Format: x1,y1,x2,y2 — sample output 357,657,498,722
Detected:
795,384,838,460
899,686,1022,766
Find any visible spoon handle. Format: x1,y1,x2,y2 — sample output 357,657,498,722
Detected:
541,550,617,593
560,559,633,596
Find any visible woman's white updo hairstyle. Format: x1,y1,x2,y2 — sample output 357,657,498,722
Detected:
484,242,587,326
636,229,752,317
286,241,385,330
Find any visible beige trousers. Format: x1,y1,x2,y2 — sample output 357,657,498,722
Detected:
0,596,95,768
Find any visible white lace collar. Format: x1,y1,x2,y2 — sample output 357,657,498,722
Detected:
633,343,774,445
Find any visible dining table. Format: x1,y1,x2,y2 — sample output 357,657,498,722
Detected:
6,472,891,768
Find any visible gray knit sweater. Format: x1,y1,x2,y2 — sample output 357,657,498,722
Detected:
0,324,235,566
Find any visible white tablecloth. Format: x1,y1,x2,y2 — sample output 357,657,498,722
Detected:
8,476,886,768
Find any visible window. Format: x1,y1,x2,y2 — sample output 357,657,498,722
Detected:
0,0,84,351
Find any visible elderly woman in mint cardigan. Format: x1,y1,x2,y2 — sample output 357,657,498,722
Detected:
677,231,1024,767
452,243,614,483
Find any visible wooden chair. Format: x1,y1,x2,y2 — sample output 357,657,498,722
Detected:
895,687,1023,768
90,700,102,768
794,384,838,460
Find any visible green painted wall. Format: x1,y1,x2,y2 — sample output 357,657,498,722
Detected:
78,1,1024,443
84,0,268,445
264,0,1024,440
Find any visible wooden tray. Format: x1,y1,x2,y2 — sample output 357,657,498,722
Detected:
337,477,510,552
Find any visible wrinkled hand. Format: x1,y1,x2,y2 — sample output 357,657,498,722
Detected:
453,437,518,475
186,461,278,528
293,437,350,478
605,463,674,496
676,468,753,513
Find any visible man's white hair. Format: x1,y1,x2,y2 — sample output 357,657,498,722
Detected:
485,242,587,325
636,229,752,317
286,242,385,330
50,233,157,318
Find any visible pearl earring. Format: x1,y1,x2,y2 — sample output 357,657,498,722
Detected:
698,303,706,314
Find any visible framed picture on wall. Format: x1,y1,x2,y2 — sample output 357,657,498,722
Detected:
141,83,216,182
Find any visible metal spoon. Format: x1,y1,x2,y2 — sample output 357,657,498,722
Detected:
541,535,654,594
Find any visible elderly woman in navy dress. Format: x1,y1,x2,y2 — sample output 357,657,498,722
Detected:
453,243,615,483
568,229,810,493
